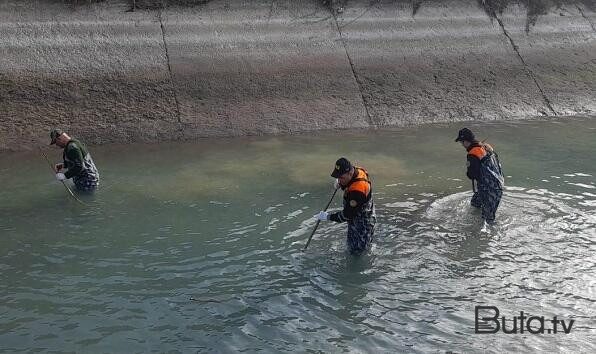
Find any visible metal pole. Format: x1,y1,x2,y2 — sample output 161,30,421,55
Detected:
303,187,339,251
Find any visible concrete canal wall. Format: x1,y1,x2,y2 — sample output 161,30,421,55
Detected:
1,0,595,151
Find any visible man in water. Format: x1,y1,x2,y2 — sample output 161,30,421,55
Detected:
315,157,376,254
50,129,100,192
455,128,504,223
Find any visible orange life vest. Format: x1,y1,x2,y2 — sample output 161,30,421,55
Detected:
467,145,487,160
346,167,371,199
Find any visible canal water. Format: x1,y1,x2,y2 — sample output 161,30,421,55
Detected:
1,117,595,352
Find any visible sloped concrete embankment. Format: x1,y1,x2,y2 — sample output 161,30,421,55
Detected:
0,0,594,151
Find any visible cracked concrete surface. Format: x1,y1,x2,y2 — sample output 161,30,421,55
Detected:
497,4,596,116
495,15,558,115
0,1,180,151
337,0,558,126
0,0,595,151
577,5,596,33
158,9,182,125
331,6,376,128
161,0,369,140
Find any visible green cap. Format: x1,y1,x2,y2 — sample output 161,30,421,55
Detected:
49,129,64,145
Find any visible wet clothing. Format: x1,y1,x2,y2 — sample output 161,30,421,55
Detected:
329,167,376,254
471,186,502,222
62,139,99,192
466,142,504,223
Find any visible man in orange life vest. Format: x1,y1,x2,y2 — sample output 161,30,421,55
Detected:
455,128,504,223
315,158,376,254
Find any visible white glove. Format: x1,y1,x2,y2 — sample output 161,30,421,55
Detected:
56,172,66,181
315,211,329,221
333,179,340,189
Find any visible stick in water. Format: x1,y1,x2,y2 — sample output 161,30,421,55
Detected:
303,187,339,251
40,149,86,205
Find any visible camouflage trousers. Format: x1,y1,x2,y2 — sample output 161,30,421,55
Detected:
346,202,376,255
74,175,99,193
471,184,502,223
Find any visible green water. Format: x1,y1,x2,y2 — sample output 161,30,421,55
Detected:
1,117,595,352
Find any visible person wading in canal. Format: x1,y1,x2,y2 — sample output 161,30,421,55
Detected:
50,129,100,193
455,128,504,223
315,158,376,254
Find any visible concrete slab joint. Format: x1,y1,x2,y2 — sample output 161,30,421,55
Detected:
576,5,596,33
1,0,595,151
495,17,558,116
332,12,376,129
158,10,182,127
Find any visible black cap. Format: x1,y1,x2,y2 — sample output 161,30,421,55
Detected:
455,128,475,142
331,157,353,178
49,129,64,145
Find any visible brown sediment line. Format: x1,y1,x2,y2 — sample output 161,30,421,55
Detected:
1,0,595,152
